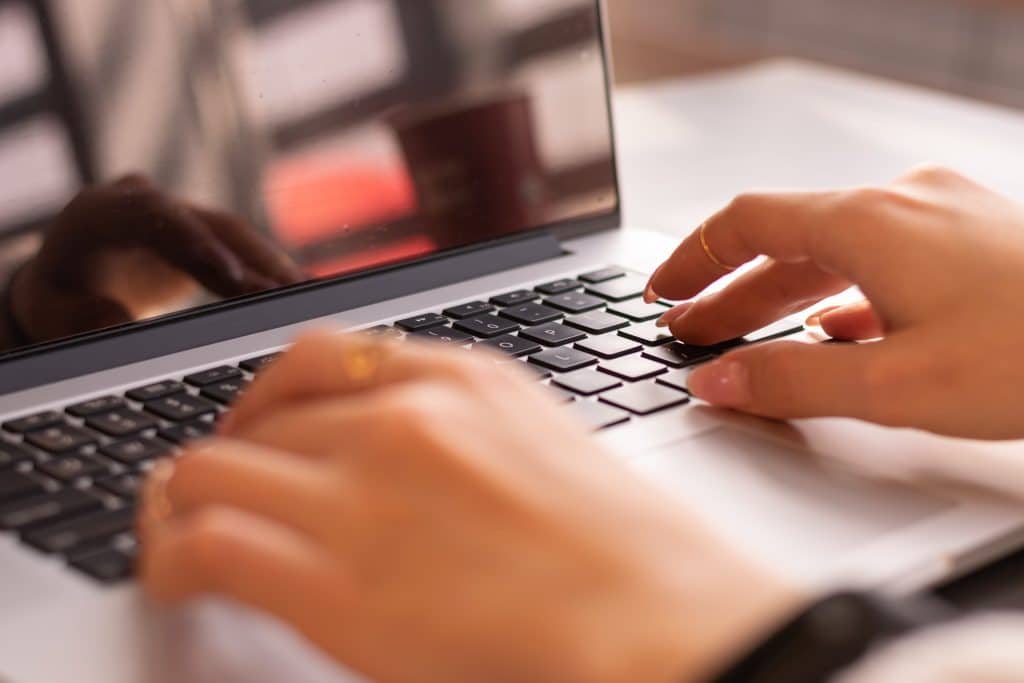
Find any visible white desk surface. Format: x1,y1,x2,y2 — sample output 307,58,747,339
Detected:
613,59,1024,239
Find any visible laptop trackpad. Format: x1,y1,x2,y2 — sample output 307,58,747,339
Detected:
630,427,953,583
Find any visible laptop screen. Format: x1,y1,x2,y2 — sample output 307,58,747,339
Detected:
0,0,616,356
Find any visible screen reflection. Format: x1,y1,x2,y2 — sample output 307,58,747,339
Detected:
0,0,615,352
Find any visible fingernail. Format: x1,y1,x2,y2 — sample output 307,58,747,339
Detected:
656,301,693,328
643,285,658,305
688,360,750,407
805,314,821,327
643,263,666,304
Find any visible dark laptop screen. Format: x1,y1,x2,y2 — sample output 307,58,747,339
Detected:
0,0,615,355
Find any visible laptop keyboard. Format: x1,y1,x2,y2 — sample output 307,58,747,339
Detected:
0,266,802,584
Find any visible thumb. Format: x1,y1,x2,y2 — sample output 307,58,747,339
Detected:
687,340,900,423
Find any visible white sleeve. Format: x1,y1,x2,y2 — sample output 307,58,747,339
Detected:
835,614,1024,683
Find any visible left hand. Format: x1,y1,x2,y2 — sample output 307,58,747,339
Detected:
139,331,798,683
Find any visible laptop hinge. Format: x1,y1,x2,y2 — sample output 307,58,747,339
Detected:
0,232,566,394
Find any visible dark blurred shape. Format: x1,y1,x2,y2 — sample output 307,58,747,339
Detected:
0,0,616,353
393,91,547,246
2,175,303,350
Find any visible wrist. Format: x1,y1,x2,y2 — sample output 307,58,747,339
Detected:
564,543,804,683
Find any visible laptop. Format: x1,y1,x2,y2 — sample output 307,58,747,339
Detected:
0,1,1021,680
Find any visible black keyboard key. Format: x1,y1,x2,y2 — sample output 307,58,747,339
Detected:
619,323,674,346
575,335,642,360
101,437,172,466
599,357,668,382
410,326,475,345
571,401,631,430
529,348,598,373
499,302,562,325
443,301,495,319
85,408,157,438
126,380,186,402
38,454,110,484
607,300,670,322
490,290,539,307
535,278,582,295
0,490,102,531
564,310,630,335
553,370,622,396
4,411,62,434
0,441,35,469
520,323,586,347
656,369,693,394
544,292,605,314
454,315,520,339
200,378,251,405
0,471,45,502
25,424,97,454
643,342,719,369
600,384,690,416
145,394,218,422
578,267,626,284
477,335,541,358
70,545,136,583
66,396,124,418
238,353,281,372
395,313,448,332
96,472,146,499
586,275,648,302
159,419,215,445
185,366,243,387
24,508,135,556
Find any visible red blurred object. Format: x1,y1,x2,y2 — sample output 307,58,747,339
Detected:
309,233,437,278
264,159,417,247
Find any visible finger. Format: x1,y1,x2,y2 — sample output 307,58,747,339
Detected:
189,205,306,286
686,338,906,422
160,439,340,537
222,330,484,435
97,184,253,296
818,300,885,341
647,189,900,302
140,505,339,637
662,260,849,345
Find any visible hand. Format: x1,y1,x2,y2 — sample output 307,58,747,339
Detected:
646,166,1024,440
10,175,303,343
139,331,798,683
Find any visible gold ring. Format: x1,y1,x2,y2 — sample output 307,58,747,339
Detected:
699,222,737,273
340,337,385,385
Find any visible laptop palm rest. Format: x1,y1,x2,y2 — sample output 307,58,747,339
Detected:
630,427,953,583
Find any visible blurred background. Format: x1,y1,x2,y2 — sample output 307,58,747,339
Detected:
2,0,1023,279
608,0,1024,109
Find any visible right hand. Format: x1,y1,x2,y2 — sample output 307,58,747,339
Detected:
646,166,1024,440
10,175,304,343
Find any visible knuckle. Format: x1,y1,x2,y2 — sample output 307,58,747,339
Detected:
902,164,960,184
384,387,444,432
843,186,904,211
725,191,765,218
